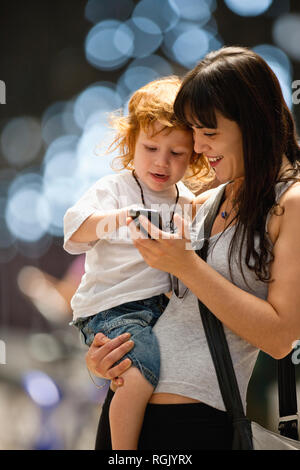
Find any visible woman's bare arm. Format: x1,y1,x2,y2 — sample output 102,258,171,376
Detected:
130,185,300,359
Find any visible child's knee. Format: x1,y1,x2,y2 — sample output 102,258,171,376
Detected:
113,366,154,398
118,365,151,388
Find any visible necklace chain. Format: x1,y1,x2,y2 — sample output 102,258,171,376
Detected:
221,182,235,220
132,170,179,233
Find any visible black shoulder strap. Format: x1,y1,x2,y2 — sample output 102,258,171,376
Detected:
196,185,298,448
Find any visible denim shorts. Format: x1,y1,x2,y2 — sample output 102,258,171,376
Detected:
72,294,169,388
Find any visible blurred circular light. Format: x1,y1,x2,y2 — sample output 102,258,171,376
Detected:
163,23,210,68
173,29,210,68
62,100,82,135
6,176,51,242
42,113,66,147
85,20,133,70
0,197,16,249
43,177,78,237
41,101,81,146
8,171,43,198
170,0,212,22
42,138,87,216
76,123,114,185
0,117,42,167
117,55,173,100
0,168,17,198
253,44,292,82
224,0,273,16
85,0,134,24
277,80,292,109
272,13,300,62
17,235,52,259
42,101,66,126
23,371,61,408
43,135,79,165
253,44,292,108
42,135,80,217
117,17,163,59
28,333,63,362
5,172,50,242
74,83,122,129
43,150,77,187
119,66,161,96
132,0,179,33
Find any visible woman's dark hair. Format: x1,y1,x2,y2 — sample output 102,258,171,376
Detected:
174,46,300,283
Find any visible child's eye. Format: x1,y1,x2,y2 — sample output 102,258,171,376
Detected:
145,145,157,151
171,151,183,156
204,133,216,137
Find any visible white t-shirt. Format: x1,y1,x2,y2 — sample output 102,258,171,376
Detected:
63,171,194,320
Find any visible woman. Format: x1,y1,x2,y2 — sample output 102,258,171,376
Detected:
85,46,300,450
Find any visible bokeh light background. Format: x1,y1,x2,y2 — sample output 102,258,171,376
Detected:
0,0,300,449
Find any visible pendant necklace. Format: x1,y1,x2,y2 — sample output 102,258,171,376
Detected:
221,210,228,219
221,209,229,219
221,183,235,220
132,170,179,233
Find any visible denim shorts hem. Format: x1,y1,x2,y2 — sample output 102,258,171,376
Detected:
72,295,168,389
128,350,158,388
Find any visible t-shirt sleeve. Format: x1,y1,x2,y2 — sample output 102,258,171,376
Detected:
63,176,119,254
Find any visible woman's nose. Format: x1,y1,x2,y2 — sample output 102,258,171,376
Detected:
193,133,210,154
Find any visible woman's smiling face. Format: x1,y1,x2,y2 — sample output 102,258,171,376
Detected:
190,111,244,183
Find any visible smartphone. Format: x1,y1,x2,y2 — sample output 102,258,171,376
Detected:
128,208,163,238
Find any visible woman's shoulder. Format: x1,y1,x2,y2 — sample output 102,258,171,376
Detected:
267,180,300,244
272,178,300,211
281,179,300,197
279,180,300,212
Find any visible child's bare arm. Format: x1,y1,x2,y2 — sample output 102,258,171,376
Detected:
70,208,128,243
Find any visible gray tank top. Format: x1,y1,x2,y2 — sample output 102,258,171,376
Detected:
153,180,294,412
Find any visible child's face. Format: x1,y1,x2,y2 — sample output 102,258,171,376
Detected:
133,122,194,192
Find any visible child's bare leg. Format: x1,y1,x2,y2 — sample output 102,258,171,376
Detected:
109,366,154,450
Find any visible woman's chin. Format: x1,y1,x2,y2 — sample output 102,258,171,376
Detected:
213,171,227,184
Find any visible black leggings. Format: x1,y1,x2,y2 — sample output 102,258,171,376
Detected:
95,388,233,450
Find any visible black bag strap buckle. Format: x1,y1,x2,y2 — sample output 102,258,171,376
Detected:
278,414,299,439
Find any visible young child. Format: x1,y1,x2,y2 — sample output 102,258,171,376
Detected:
63,76,210,450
